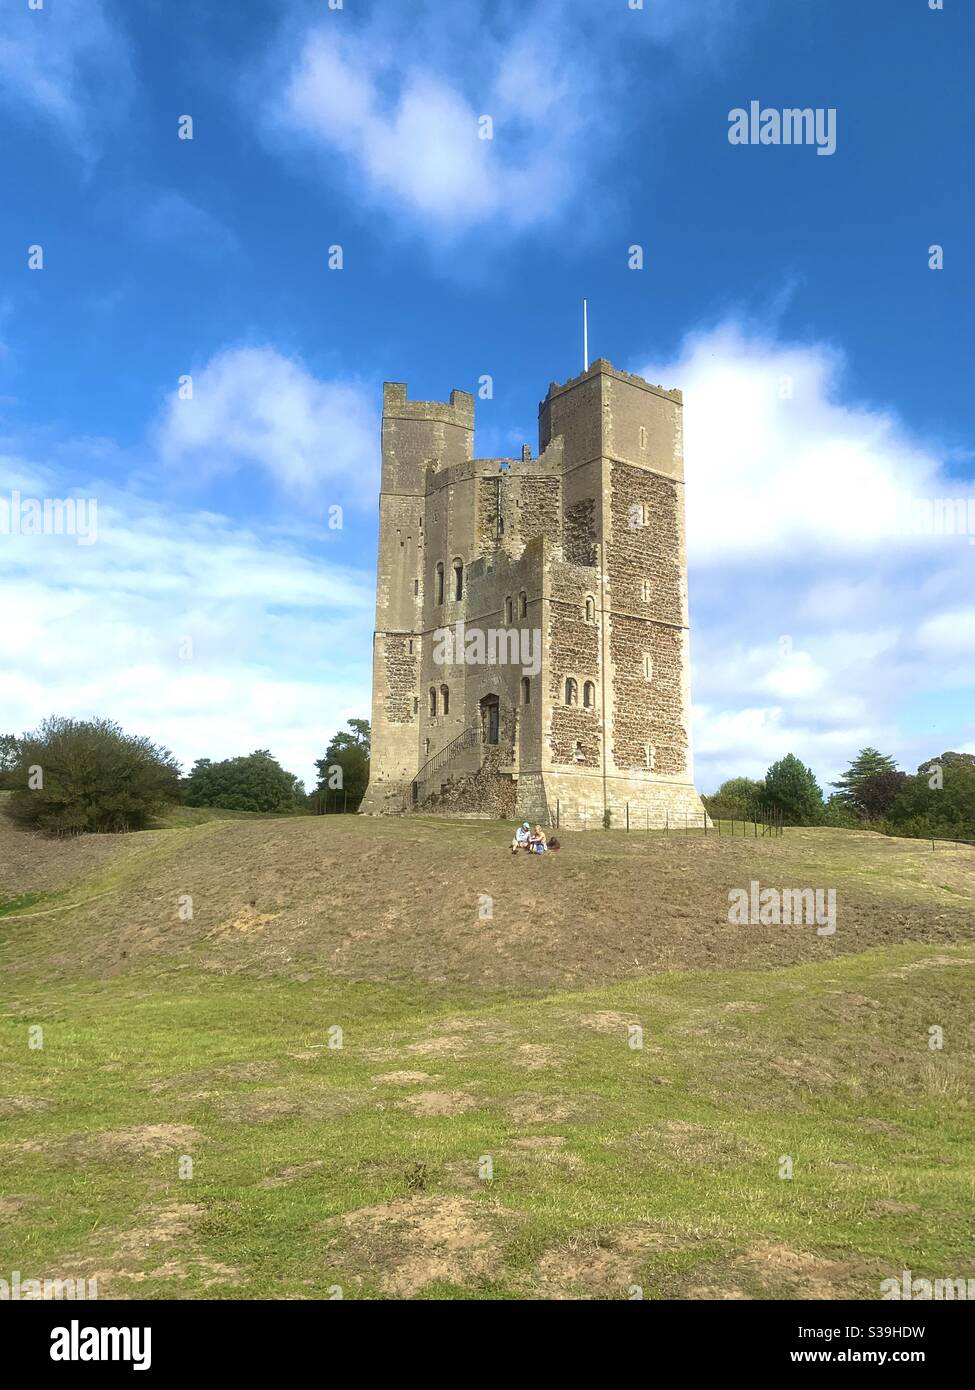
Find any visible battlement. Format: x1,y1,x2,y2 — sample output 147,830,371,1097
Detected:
541,357,682,409
382,381,475,425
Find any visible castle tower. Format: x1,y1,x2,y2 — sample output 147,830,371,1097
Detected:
359,359,706,828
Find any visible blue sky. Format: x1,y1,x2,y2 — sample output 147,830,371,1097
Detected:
1,0,972,793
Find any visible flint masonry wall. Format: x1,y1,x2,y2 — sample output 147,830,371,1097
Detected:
360,359,706,826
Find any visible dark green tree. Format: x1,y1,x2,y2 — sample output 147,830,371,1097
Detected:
831,748,899,814
762,754,824,825
185,749,305,813
4,716,180,835
314,719,370,812
886,755,975,840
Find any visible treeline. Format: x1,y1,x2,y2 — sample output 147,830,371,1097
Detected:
704,748,975,842
0,716,370,837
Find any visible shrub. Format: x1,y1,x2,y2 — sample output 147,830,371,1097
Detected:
5,716,180,836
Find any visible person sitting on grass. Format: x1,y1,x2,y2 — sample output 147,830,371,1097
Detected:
529,824,548,853
511,821,531,854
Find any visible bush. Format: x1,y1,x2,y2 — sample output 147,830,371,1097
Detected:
5,716,180,836
184,750,305,814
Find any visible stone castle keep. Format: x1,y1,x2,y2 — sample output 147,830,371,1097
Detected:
359,357,707,827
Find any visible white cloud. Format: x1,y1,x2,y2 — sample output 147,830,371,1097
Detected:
0,0,130,151
0,463,374,788
637,320,975,792
259,0,744,241
154,346,378,504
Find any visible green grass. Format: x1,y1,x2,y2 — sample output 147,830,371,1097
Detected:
2,940,973,1300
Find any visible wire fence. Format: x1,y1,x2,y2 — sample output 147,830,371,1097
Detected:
550,802,784,837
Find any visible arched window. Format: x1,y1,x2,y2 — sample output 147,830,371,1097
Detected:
440,684,449,715
435,562,444,605
429,687,437,716
585,595,595,623
573,740,585,763
564,677,578,706
453,559,464,600
518,590,528,618
583,681,595,708
520,676,531,705
504,596,512,625
643,654,653,682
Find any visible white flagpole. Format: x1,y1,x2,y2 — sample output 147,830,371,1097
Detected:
583,299,589,371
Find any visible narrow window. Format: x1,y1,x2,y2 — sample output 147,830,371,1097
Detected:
639,425,647,450
643,653,653,681
453,559,464,600
424,737,431,754
585,595,595,623
429,687,437,716
641,579,650,603
413,697,418,715
646,743,656,770
518,590,527,618
407,639,414,655
583,681,595,708
521,676,531,705
564,677,578,706
414,578,419,596
573,740,585,763
435,562,444,605
440,684,449,715
504,596,512,625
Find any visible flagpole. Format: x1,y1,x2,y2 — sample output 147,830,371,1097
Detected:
583,299,589,371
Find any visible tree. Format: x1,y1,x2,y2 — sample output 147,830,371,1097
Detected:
314,719,370,812
856,770,907,819
0,733,20,791
4,716,180,836
703,776,764,821
184,750,305,813
886,754,975,841
831,748,899,815
762,754,824,825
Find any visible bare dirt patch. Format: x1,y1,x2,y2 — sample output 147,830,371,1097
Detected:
0,1096,52,1117
532,1226,684,1299
323,1195,505,1296
686,1240,871,1300
394,1091,478,1118
371,1071,438,1085
213,1089,363,1125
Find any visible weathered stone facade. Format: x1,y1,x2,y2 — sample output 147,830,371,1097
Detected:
359,358,707,826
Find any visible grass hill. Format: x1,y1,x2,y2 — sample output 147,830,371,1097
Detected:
1,810,973,1299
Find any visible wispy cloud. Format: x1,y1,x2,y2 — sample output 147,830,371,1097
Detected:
136,190,240,259
257,0,745,243
0,0,131,153
154,345,378,504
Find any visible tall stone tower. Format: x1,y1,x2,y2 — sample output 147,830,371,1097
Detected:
359,358,707,828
